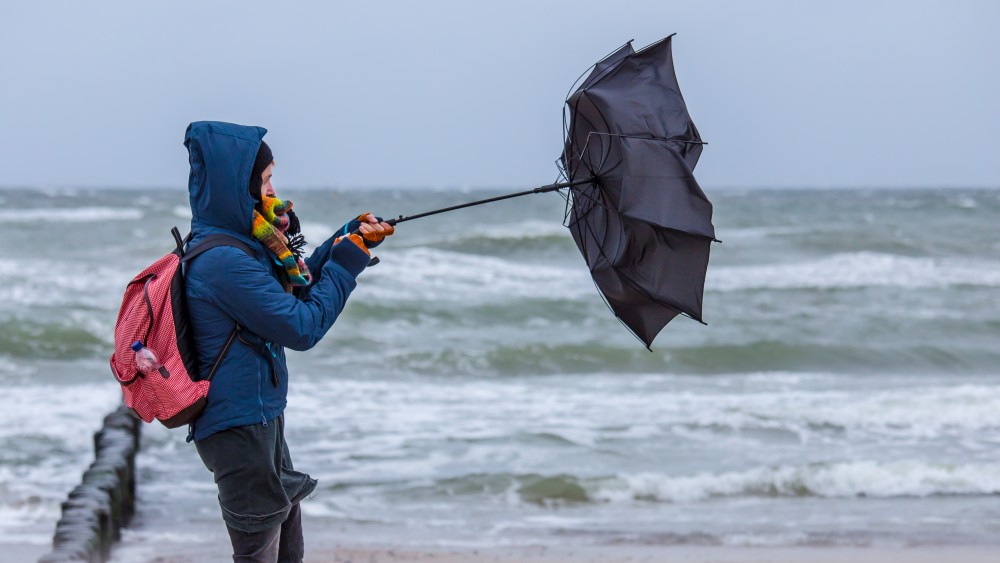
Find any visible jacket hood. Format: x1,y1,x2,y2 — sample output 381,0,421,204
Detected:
184,121,267,237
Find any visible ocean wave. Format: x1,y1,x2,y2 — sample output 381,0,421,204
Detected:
0,259,129,309
0,207,144,223
666,340,1000,374
394,461,1000,505
361,247,593,303
337,336,1000,376
595,461,1000,502
0,384,119,538
299,221,336,245
665,383,1000,441
0,318,109,358
296,220,572,258
289,373,1000,457
326,339,673,376
717,225,814,240
709,252,1000,291
404,220,572,246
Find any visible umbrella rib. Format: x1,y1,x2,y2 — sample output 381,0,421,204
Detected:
588,131,707,145
562,38,636,103
586,99,617,174
563,104,585,180
574,205,706,348
586,275,653,350
572,186,709,329
571,201,668,349
565,182,613,222
575,191,618,275
567,129,612,187
618,266,705,325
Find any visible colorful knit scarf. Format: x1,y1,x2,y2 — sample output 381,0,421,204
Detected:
252,196,311,289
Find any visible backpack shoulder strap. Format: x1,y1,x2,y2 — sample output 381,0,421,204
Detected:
180,233,257,263
173,229,257,382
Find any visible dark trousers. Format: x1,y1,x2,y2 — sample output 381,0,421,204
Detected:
226,501,304,563
195,417,317,563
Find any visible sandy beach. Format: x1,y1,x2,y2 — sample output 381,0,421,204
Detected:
103,538,1000,563
291,544,1000,563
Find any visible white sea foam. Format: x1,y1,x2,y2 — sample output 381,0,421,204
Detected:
592,460,1000,503
768,384,1000,438
401,220,570,247
951,195,978,209
299,221,336,246
721,532,811,547
0,207,144,222
467,220,569,240
0,258,130,309
0,384,119,540
709,252,1000,291
606,381,1000,442
110,528,229,563
716,225,813,241
644,381,1000,441
362,247,593,302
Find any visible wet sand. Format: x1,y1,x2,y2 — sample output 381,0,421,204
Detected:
106,519,1000,563
310,545,1000,563
7,542,48,563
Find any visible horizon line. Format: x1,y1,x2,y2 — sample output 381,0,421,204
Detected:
1,184,998,192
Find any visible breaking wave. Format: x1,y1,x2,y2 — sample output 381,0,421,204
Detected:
0,207,144,223
591,461,1000,502
388,461,1000,505
709,252,1000,291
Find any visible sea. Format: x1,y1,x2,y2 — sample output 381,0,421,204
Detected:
1,186,999,560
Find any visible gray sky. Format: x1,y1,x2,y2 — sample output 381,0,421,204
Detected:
2,1,998,189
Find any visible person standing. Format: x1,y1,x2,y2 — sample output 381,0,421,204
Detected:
182,121,392,562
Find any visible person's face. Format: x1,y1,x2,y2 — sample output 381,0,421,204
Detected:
260,163,275,199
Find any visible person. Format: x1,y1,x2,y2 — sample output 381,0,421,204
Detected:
182,121,393,562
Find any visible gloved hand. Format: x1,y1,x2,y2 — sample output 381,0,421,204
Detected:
339,213,395,248
333,233,370,256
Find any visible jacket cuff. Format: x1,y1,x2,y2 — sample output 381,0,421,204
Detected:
328,239,370,278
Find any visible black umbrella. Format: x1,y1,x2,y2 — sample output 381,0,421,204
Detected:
373,35,715,348
559,34,715,347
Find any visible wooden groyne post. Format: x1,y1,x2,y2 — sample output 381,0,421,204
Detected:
38,406,141,563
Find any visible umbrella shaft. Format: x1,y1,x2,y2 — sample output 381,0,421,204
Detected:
386,178,594,226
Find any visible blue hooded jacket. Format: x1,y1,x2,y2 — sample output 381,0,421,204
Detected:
183,121,369,441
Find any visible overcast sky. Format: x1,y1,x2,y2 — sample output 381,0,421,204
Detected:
2,1,998,190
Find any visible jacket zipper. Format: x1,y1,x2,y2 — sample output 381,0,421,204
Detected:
256,356,267,427
265,342,279,386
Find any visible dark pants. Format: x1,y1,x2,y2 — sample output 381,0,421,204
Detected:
196,416,317,563
226,501,303,563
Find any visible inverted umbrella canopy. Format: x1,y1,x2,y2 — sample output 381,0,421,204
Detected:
377,34,714,348
559,34,715,347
